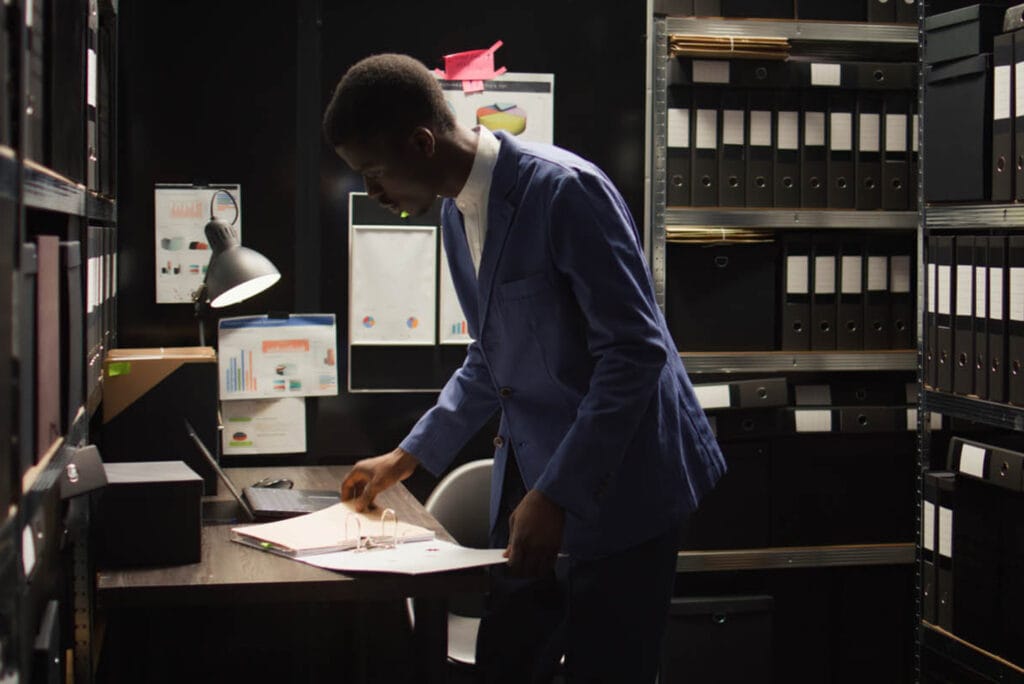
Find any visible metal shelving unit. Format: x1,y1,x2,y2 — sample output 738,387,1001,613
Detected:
664,16,918,43
923,390,1024,432
22,159,116,220
926,203,1024,228
681,350,917,374
666,207,918,229
677,542,914,573
922,623,1024,683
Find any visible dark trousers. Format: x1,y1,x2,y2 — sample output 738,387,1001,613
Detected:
476,456,679,684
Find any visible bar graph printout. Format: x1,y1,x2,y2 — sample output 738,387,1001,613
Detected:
217,315,339,400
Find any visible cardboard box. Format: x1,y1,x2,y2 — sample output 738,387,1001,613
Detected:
102,347,218,493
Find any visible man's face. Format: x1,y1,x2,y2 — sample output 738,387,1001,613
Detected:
335,130,438,217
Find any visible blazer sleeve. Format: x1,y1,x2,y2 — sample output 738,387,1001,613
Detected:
399,339,500,477
532,171,670,521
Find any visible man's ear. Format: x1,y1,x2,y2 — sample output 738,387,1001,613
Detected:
409,127,437,158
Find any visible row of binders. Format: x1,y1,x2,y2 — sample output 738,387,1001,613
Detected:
924,234,1024,404
0,0,116,194
691,377,939,439
668,59,918,209
86,225,117,407
655,0,919,23
924,436,1024,667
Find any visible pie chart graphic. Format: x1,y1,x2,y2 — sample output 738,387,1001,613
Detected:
477,103,527,136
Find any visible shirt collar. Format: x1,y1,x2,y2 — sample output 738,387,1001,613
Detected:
454,126,501,210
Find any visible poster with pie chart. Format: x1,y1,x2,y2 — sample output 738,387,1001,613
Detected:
437,72,554,144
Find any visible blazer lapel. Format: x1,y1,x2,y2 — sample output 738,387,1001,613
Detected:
477,132,520,332
440,202,480,334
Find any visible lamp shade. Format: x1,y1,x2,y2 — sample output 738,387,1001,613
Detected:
203,217,280,308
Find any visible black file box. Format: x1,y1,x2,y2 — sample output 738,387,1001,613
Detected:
15,243,37,480
952,473,1001,655
935,235,956,393
924,4,1007,65
93,461,203,568
660,596,773,684
922,472,950,625
864,235,892,350
718,91,746,207
936,471,955,630
855,92,884,210
890,238,915,350
953,236,975,396
46,0,87,183
993,32,1014,202
988,236,1008,403
1010,236,1024,404
827,91,857,209
801,91,829,208
973,237,990,399
0,1,8,148
23,0,45,163
773,91,801,208
811,234,838,350
796,0,865,20
781,233,812,350
868,0,897,21
747,91,775,207
666,241,778,351
60,241,83,431
836,234,865,351
667,86,691,207
679,442,771,550
692,89,719,206
924,54,992,203
882,92,912,210
896,0,919,22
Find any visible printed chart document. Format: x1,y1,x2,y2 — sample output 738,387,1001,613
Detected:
221,397,306,455
217,314,339,400
439,242,472,345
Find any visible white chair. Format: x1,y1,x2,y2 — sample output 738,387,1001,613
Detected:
407,458,494,668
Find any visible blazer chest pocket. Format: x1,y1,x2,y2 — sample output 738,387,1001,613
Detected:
499,273,551,303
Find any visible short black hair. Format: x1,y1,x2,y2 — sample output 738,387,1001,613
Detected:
322,53,455,148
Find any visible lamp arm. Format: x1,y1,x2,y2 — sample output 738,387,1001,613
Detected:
209,188,240,225
193,281,209,347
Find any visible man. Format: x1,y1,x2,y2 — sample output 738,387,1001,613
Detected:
324,53,725,683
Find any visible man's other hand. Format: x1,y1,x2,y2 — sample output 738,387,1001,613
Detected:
340,447,419,512
504,489,565,577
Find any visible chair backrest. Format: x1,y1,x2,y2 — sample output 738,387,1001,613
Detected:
425,459,493,549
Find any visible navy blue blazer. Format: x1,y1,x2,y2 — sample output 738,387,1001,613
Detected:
400,132,725,558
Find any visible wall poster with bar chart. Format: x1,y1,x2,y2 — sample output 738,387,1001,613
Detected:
217,314,339,400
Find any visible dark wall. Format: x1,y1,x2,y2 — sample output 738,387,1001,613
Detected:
117,0,647,498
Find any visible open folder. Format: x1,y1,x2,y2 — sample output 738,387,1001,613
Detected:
231,500,435,557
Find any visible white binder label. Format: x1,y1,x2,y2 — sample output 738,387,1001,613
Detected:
805,112,826,147
1017,62,1024,117
932,413,943,431
667,108,690,149
859,113,881,153
841,256,862,294
995,65,1012,121
811,63,841,87
923,500,936,552
937,265,951,316
693,384,731,410
787,256,809,294
956,265,973,317
885,114,908,153
795,384,831,406
976,266,988,318
815,256,836,294
958,443,987,479
868,256,888,292
722,110,745,146
693,60,730,84
991,267,1005,321
912,114,920,152
891,255,911,294
928,263,937,313
938,507,953,559
795,409,833,433
21,525,36,577
1011,267,1024,322
777,111,799,151
696,109,717,150
830,113,853,152
750,111,771,147
906,408,917,431
87,48,98,108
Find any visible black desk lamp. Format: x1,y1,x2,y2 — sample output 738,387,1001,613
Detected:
192,189,280,345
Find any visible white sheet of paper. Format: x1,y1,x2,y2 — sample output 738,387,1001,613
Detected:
221,397,306,455
350,224,437,345
154,184,241,304
439,242,473,345
217,314,339,399
437,72,554,145
300,539,507,575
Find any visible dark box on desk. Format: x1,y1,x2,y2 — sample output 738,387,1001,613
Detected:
924,54,992,202
102,347,218,494
93,461,202,568
666,241,778,351
923,5,1007,65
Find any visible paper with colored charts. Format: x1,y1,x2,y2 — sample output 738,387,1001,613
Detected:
154,183,241,304
436,72,554,145
439,242,472,345
221,397,306,455
350,224,437,346
217,314,339,399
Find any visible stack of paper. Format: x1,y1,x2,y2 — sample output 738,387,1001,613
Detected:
669,35,790,61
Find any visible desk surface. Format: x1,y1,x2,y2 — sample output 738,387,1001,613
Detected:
96,465,488,607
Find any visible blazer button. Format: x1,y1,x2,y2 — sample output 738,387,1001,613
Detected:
493,436,504,448
499,387,513,398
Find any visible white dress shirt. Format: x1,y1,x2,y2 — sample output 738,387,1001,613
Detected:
453,126,501,276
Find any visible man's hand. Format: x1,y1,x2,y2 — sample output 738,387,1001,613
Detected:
340,447,420,512
504,489,565,577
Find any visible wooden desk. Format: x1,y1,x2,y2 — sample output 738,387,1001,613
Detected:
95,466,488,683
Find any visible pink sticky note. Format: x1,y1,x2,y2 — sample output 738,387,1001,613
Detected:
442,40,506,82
462,80,484,93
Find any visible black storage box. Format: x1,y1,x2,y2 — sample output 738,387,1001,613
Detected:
923,4,1007,65
660,595,773,684
666,241,779,351
93,461,202,568
924,54,992,202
